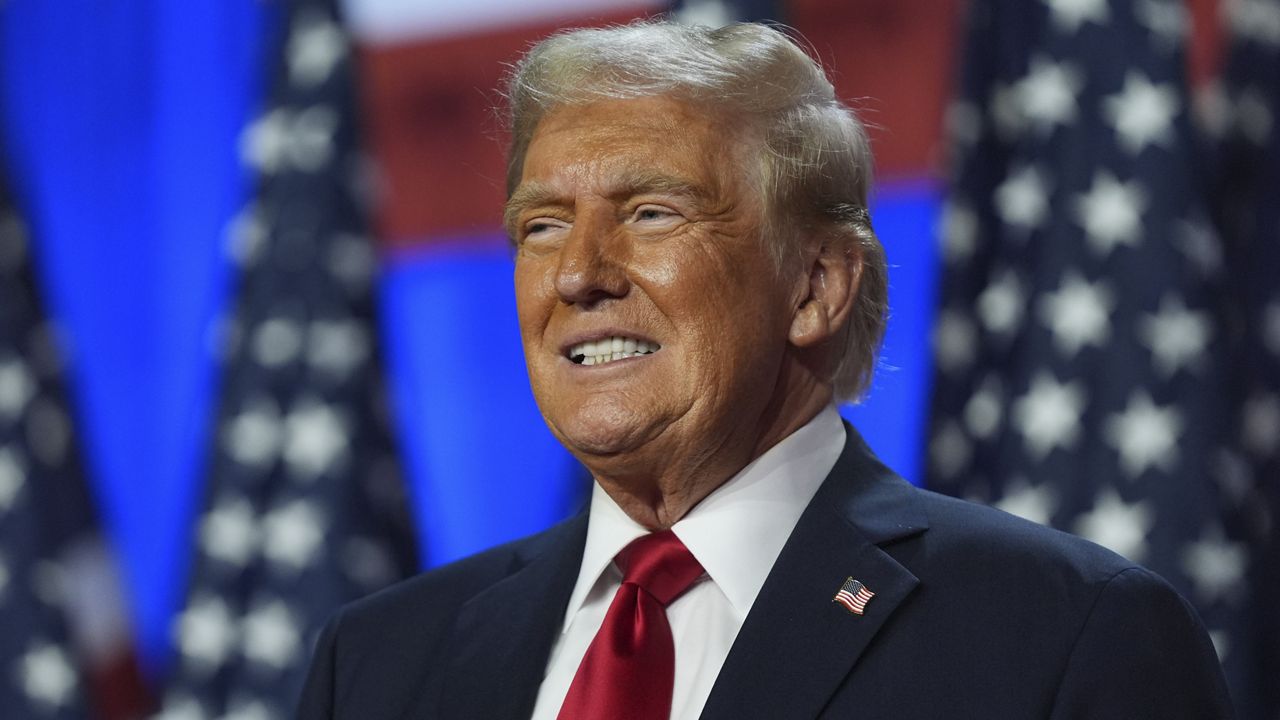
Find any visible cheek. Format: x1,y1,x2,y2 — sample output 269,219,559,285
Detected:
513,261,553,340
512,257,547,308
655,247,775,330
638,250,681,288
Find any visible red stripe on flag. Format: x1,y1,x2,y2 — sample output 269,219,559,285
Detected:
356,6,658,249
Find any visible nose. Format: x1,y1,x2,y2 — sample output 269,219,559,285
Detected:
553,213,629,307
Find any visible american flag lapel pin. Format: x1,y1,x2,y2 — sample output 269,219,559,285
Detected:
833,577,875,615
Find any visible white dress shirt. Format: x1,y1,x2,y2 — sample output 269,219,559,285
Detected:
530,405,847,720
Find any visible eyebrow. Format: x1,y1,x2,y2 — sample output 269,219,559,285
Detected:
504,170,706,237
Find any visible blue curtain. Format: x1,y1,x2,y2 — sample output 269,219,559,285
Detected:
0,0,278,672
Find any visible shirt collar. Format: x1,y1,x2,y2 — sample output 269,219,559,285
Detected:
562,405,847,631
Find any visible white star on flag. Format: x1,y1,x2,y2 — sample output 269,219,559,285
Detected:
288,10,347,88
1181,529,1248,604
176,596,238,670
261,499,325,571
994,477,1057,526
1038,271,1115,356
241,599,302,670
226,205,268,269
933,310,978,374
1104,71,1180,154
154,695,210,720
995,164,1051,231
989,82,1025,138
1044,0,1110,33
1228,0,1280,48
240,106,339,174
1074,487,1154,561
0,356,36,420
251,316,305,369
1013,372,1087,459
307,318,370,377
978,269,1026,336
19,642,78,708
286,105,340,172
1105,391,1183,477
930,421,973,479
1017,57,1084,133
1074,171,1147,255
1138,294,1212,377
283,398,349,478
223,396,283,468
199,497,260,568
1135,0,1188,47
240,109,291,174
963,375,1005,440
940,201,978,262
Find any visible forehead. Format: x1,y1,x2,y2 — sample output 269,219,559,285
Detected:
518,95,753,196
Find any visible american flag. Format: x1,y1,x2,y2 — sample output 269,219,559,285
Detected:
0,164,151,717
833,577,875,616
927,0,1273,716
0,152,91,720
156,0,419,717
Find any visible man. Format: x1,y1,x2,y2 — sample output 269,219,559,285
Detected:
297,21,1231,719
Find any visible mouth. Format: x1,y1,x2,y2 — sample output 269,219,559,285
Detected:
565,335,661,367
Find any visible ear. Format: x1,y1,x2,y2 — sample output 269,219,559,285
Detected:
789,236,862,348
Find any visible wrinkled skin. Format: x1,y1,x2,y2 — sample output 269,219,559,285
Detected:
509,95,859,528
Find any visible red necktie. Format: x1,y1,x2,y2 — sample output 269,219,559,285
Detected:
557,530,705,720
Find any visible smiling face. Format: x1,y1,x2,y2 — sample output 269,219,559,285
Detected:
509,96,818,507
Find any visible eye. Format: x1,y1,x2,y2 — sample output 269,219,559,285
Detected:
629,204,682,225
522,217,570,240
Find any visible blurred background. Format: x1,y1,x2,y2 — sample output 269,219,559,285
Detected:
0,0,1276,717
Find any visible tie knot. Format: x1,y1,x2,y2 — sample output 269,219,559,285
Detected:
615,530,704,607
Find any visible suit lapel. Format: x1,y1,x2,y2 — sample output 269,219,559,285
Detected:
433,514,588,720
700,426,928,719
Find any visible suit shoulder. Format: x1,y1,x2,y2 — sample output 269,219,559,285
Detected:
887,488,1228,707
907,487,1140,588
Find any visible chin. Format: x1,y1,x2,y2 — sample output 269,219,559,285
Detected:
555,422,642,459
549,405,663,461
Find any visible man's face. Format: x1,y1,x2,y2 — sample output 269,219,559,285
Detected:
509,96,802,470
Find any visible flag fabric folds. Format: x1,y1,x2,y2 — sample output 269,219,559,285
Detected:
0,157,93,720
0,168,151,717
158,0,419,717
1209,0,1280,712
927,0,1270,715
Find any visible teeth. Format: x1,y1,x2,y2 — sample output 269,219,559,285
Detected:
569,335,660,366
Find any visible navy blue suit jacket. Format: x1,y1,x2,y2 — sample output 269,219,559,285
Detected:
297,426,1232,718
